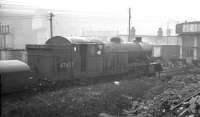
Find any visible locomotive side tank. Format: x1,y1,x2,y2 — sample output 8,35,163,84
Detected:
103,37,153,75
0,60,34,93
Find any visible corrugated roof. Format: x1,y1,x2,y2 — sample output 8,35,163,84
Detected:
0,60,30,73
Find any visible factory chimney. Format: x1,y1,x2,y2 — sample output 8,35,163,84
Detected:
166,29,171,36
157,27,163,36
130,27,136,41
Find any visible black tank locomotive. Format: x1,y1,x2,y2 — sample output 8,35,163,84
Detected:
26,36,160,81
1,36,161,93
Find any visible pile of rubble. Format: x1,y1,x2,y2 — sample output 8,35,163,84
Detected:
123,71,200,117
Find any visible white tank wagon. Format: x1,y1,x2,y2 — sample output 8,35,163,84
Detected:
0,60,36,93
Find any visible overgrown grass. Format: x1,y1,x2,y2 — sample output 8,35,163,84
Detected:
2,78,157,117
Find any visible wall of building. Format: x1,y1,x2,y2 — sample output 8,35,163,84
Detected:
0,17,38,49
119,35,180,45
0,34,13,48
162,45,180,60
153,45,180,60
142,36,181,45
196,35,200,59
180,34,200,60
0,13,52,49
0,49,27,62
181,35,194,60
176,21,200,62
182,35,194,47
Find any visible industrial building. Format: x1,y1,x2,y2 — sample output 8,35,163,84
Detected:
176,21,200,63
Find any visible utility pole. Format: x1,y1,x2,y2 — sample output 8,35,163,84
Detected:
49,12,54,38
166,22,169,44
128,8,131,42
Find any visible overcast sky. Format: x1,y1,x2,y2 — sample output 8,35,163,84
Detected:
1,0,200,35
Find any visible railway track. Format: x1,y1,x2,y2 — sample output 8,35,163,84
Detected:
169,90,200,117
170,90,200,111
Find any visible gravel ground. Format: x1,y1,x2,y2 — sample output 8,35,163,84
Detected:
123,67,200,117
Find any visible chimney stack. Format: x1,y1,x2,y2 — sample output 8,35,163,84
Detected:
157,27,163,36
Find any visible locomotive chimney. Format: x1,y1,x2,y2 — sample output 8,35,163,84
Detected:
157,27,163,36
135,37,142,42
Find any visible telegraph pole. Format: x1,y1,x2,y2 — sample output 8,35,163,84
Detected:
128,8,131,42
49,12,54,38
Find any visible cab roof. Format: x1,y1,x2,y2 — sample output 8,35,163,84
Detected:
45,36,103,45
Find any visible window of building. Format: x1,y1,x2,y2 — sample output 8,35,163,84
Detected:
197,24,200,32
183,47,193,57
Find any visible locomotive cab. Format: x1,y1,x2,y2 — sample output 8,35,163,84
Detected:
70,39,104,77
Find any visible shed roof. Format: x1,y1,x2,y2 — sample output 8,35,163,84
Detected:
0,60,30,73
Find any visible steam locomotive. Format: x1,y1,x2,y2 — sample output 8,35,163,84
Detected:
26,36,160,80
1,36,161,93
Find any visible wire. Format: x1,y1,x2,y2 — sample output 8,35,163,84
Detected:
0,16,49,20
0,1,38,8
1,15,49,17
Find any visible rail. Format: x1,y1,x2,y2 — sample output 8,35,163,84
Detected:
170,90,200,111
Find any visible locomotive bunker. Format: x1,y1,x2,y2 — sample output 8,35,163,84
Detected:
26,36,104,81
